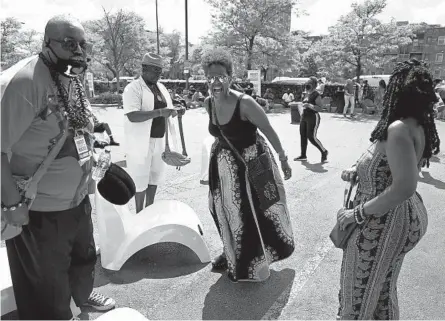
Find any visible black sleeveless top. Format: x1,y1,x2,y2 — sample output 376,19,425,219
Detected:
148,83,167,138
208,94,257,149
302,91,320,116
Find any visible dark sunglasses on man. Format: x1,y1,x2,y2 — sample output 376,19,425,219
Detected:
143,65,163,74
50,37,93,53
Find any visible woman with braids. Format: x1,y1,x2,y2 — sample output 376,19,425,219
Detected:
336,59,440,320
202,48,294,283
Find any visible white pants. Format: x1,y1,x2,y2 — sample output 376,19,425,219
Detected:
126,138,166,192
344,95,355,115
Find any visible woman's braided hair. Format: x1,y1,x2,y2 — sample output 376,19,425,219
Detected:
370,59,440,167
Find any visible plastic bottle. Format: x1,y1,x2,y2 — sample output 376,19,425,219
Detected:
92,147,111,181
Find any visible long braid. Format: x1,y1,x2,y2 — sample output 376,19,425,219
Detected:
370,59,441,168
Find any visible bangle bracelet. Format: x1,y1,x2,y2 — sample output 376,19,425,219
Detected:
359,203,366,221
1,199,25,212
354,206,365,225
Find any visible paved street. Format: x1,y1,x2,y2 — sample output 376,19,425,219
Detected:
4,107,445,320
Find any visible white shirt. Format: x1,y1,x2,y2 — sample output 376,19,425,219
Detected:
282,93,294,103
122,77,177,163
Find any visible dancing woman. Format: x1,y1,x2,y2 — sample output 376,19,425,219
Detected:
294,77,328,162
202,48,295,283
336,59,440,319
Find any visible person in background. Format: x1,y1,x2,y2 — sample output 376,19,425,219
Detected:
92,113,120,147
344,79,355,117
202,48,294,283
374,79,387,115
316,77,326,95
282,88,294,107
123,52,179,213
244,83,254,96
1,14,115,320
263,88,274,109
337,59,440,320
434,80,445,120
294,77,328,163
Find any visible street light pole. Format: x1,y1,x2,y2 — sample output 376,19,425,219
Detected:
185,0,189,91
156,0,160,54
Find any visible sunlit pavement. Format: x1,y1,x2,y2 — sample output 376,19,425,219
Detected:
3,107,445,320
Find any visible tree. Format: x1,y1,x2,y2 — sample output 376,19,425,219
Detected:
159,30,184,79
254,34,308,81
1,17,42,70
84,8,153,92
206,0,302,71
318,0,413,80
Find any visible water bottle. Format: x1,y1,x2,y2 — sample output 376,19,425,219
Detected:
92,147,111,181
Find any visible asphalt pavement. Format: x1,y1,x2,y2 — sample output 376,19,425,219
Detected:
3,107,445,320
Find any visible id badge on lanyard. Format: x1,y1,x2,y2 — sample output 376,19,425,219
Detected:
74,131,91,166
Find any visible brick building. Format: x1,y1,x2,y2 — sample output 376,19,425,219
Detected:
374,23,445,78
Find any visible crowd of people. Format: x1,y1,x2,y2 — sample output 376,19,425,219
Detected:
1,13,443,321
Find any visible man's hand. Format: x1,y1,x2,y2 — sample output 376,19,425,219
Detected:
159,107,178,118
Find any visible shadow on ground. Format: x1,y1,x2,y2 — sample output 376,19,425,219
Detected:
419,171,445,190
331,114,379,123
94,242,209,287
202,268,295,320
299,161,329,173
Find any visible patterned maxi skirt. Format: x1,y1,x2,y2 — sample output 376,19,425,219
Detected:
208,135,295,282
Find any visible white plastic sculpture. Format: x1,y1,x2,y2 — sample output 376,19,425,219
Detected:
95,192,211,271
200,136,215,184
96,307,148,321
1,248,16,316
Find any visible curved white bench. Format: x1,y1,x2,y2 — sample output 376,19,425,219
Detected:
200,136,215,184
96,307,148,320
0,248,16,316
95,192,211,271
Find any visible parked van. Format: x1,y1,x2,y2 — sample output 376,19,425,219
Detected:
353,75,390,87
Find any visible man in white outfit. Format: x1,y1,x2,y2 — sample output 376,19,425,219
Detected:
123,53,178,213
343,79,355,117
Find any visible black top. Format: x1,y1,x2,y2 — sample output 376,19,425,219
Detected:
302,91,320,115
148,83,167,138
208,95,257,150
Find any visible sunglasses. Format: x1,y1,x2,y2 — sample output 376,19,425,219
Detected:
207,75,230,84
51,38,92,53
143,66,162,74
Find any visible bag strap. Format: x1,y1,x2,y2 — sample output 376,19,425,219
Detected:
24,114,68,200
164,117,171,152
177,114,188,156
164,113,188,156
344,178,358,208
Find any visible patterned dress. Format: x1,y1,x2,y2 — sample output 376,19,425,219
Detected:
208,96,295,282
338,143,428,320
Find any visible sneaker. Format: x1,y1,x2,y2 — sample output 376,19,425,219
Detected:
321,150,328,163
94,141,109,149
211,253,228,271
83,291,115,311
294,155,307,161
109,140,120,146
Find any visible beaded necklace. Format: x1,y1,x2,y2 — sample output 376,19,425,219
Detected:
39,53,91,131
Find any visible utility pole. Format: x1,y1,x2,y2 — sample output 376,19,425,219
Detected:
185,0,189,91
156,0,160,54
